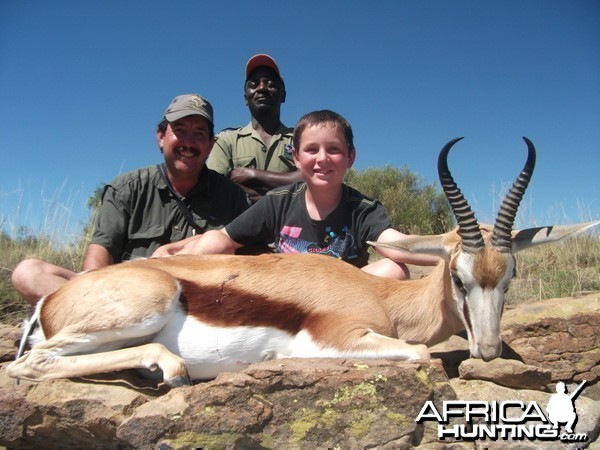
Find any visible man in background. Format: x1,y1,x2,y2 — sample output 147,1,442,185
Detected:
207,54,302,203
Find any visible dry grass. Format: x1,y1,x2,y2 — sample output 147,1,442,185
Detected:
1,195,598,324
373,231,600,305
0,233,87,325
506,234,600,304
2,231,598,325
1,184,101,324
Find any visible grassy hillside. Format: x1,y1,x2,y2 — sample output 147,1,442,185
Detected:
507,233,600,304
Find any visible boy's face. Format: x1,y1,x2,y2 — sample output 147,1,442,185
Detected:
293,124,355,190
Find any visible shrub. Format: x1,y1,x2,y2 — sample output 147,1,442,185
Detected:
345,166,454,234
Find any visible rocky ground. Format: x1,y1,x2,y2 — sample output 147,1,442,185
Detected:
0,292,599,449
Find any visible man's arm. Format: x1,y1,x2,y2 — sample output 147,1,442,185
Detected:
229,167,303,191
206,133,234,175
82,243,114,271
87,180,131,267
229,168,302,203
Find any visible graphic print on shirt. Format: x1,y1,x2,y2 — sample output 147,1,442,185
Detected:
277,225,359,260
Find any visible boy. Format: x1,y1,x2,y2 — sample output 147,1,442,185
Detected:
169,110,437,279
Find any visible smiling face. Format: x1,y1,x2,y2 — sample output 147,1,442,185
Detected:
157,115,214,180
293,123,355,191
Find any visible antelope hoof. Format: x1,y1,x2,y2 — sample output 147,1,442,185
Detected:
165,375,192,388
411,344,431,360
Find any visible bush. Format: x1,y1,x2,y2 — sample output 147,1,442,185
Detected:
345,166,454,234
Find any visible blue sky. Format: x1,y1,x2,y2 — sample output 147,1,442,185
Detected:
1,0,599,244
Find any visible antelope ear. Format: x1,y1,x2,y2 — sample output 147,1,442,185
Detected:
511,221,600,253
368,234,450,257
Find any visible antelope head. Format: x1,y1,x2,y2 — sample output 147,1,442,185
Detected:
372,137,598,361
435,136,536,360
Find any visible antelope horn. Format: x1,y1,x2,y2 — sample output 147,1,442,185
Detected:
438,137,484,253
491,137,537,251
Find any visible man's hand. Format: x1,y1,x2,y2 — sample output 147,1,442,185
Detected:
229,168,263,202
152,235,203,258
229,167,257,186
152,242,183,258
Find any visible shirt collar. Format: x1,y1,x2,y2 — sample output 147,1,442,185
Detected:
237,121,293,139
155,164,212,198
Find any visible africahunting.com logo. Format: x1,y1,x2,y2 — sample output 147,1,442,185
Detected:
416,381,588,444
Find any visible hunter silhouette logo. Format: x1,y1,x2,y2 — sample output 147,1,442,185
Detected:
416,380,589,443
546,380,586,434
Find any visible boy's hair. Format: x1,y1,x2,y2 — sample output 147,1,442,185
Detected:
292,110,355,152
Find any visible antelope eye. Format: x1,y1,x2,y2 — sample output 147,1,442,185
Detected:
452,274,467,295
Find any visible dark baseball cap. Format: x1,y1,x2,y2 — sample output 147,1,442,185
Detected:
164,94,214,125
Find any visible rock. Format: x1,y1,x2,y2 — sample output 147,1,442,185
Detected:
0,323,22,362
430,333,470,378
0,358,459,449
450,379,600,449
501,293,600,384
432,293,600,389
458,358,552,390
1,293,599,448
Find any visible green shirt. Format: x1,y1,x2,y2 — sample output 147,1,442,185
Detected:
90,165,250,262
207,122,295,175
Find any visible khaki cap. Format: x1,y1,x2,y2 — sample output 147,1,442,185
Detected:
164,94,214,124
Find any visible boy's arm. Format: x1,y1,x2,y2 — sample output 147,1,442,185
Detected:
176,229,244,255
373,228,441,266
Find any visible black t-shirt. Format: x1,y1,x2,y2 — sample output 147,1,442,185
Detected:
226,182,392,267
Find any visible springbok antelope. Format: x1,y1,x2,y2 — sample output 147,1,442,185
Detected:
8,138,598,387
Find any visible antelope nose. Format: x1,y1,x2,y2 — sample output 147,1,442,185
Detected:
479,338,503,362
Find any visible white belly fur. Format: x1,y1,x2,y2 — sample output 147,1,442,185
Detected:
153,309,296,380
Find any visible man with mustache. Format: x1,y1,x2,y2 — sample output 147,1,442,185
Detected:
11,94,250,305
207,54,302,203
